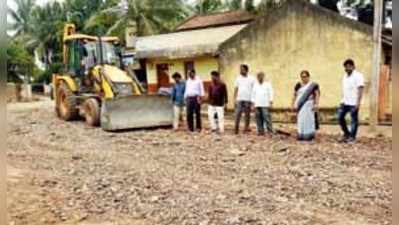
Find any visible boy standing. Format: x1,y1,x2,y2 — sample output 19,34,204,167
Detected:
171,72,186,131
208,71,228,134
251,72,274,136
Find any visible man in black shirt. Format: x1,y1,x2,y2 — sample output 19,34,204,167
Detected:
207,71,228,134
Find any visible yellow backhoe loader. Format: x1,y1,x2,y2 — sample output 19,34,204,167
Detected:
53,24,173,131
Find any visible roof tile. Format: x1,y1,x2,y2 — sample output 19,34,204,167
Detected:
176,10,255,31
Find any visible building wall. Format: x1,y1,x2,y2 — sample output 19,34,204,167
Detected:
145,56,219,92
219,1,375,120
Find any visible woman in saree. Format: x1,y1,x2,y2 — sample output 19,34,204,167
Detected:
292,71,320,141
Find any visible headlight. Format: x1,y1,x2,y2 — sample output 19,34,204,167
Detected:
114,83,133,97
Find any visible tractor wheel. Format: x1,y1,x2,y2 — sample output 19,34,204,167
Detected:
56,82,79,121
83,98,100,127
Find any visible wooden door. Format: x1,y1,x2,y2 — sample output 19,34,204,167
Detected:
184,61,195,79
378,65,392,122
156,64,170,89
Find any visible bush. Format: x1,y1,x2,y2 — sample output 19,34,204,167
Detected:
34,62,64,84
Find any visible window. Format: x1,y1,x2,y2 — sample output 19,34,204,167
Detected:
66,41,82,75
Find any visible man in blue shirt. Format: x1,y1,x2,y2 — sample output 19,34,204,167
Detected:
171,72,186,131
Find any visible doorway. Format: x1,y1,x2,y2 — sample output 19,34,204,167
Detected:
184,61,195,79
156,64,170,89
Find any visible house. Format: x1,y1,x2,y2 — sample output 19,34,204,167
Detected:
135,0,392,122
135,10,255,93
218,0,392,121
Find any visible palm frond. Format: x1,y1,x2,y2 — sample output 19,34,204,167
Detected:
106,18,127,36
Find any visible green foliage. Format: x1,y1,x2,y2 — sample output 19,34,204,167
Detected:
64,0,107,34
30,1,67,64
34,63,64,84
244,0,256,12
7,0,36,36
86,0,188,39
226,0,243,10
7,39,35,83
192,0,224,15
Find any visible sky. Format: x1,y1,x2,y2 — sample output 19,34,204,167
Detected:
7,0,63,11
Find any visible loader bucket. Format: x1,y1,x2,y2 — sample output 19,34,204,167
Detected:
101,95,173,131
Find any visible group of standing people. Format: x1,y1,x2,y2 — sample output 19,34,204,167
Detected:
170,59,364,143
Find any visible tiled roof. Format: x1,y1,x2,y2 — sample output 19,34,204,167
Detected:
176,10,255,31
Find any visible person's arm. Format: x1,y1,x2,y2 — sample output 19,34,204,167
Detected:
269,83,274,107
314,89,320,111
184,82,188,99
224,84,228,106
357,86,364,110
171,86,176,102
233,79,238,105
251,85,257,110
182,83,186,98
234,87,238,104
199,80,205,97
292,83,300,111
197,80,205,104
356,74,365,110
251,85,256,104
207,85,213,103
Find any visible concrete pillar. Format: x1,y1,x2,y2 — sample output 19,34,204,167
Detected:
20,84,32,101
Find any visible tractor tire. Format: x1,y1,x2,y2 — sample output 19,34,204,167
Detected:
83,98,100,127
56,82,79,121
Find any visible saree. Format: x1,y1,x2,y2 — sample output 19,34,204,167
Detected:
295,82,319,140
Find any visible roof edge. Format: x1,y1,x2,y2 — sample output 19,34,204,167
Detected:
175,9,255,31
175,20,253,32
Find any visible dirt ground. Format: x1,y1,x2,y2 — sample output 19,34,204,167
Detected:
7,98,392,225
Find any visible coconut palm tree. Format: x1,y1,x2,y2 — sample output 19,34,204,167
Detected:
7,0,36,36
85,0,188,39
224,0,256,12
63,0,106,32
226,0,243,10
192,0,224,15
29,1,67,65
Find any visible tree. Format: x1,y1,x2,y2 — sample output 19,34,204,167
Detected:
226,0,242,10
86,0,187,39
244,0,256,12
63,0,107,33
7,39,35,83
224,0,255,12
7,0,36,36
29,1,67,66
192,0,224,15
339,0,390,26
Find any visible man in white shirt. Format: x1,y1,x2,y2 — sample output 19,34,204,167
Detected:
234,64,256,134
338,59,365,143
251,72,274,136
184,69,205,132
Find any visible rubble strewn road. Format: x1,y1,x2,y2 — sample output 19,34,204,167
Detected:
7,98,392,225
